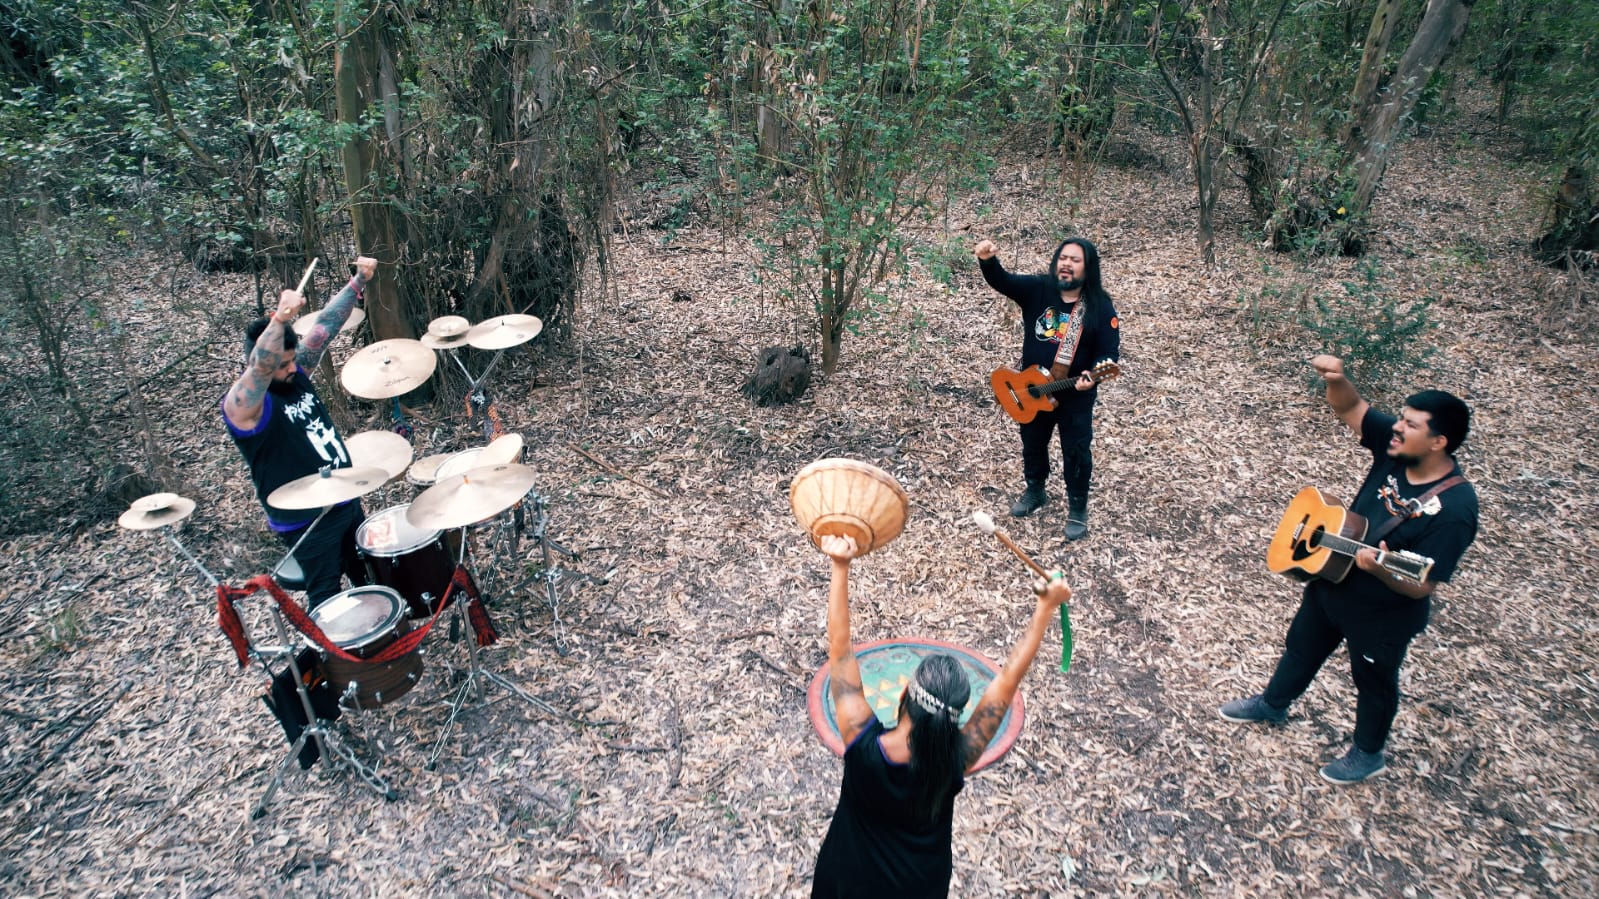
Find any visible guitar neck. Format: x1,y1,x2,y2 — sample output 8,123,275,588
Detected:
1311,530,1433,583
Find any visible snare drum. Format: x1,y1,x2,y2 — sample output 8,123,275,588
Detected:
406,452,455,488
307,586,424,709
433,448,485,481
356,504,458,617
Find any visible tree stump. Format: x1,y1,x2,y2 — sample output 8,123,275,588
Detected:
741,345,812,407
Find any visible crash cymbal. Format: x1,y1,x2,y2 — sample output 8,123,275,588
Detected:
267,466,390,510
420,314,472,349
118,493,197,531
292,306,366,338
479,432,524,467
344,430,414,479
340,338,436,399
466,313,542,350
405,463,537,530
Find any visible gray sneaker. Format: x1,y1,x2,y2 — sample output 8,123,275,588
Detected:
1320,746,1387,784
1218,694,1287,725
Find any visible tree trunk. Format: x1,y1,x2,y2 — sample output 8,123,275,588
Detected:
335,1,413,343
1342,0,1402,146
1346,0,1475,216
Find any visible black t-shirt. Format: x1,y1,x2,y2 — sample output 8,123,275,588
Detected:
1337,407,1479,599
221,368,352,529
812,717,962,898
978,256,1120,413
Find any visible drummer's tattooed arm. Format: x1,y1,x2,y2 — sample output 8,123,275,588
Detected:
959,579,1068,772
298,256,377,369
224,318,290,430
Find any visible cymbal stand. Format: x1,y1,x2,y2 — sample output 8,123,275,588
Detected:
425,527,563,770
522,488,610,657
248,607,396,817
268,505,333,583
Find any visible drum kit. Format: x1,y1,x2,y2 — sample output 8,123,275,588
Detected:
111,305,568,814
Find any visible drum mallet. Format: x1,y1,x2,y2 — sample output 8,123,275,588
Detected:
972,511,1075,672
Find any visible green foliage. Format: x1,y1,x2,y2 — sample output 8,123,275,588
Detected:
1468,0,1599,173
1298,259,1434,389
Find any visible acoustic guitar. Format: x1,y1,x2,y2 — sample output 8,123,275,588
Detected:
990,359,1121,424
1266,486,1434,584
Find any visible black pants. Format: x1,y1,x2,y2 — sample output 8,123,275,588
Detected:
1262,582,1430,753
1019,408,1094,499
277,501,369,608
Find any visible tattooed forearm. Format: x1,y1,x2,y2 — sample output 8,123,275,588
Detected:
300,276,363,366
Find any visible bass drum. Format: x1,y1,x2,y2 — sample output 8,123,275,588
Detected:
356,504,458,618
307,586,424,709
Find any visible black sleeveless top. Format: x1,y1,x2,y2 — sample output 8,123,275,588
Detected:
812,717,964,898
221,368,352,530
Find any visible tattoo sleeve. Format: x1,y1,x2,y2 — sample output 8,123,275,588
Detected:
298,275,364,368
226,320,285,421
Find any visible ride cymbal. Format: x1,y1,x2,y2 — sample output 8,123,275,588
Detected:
466,314,542,350
405,463,537,530
478,432,524,467
118,492,197,531
340,338,436,399
267,466,391,510
345,430,414,479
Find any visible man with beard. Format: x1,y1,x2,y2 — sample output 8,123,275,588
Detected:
222,256,377,608
1219,354,1478,784
975,236,1120,540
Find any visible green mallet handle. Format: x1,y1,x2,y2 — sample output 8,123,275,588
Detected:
1059,605,1073,672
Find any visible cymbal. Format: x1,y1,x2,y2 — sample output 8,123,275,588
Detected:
466,314,542,350
420,314,472,350
292,306,366,338
340,338,436,399
267,466,391,510
118,492,196,531
405,463,537,530
479,432,524,466
344,430,414,479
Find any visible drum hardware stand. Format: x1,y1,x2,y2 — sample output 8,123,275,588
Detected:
144,521,396,817
248,608,397,817
523,489,609,657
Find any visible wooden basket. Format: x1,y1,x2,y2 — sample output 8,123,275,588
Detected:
789,458,909,555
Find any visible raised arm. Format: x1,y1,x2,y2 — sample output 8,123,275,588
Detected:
960,574,1071,773
223,290,305,431
975,238,1025,304
821,534,875,746
297,255,376,369
1310,354,1369,437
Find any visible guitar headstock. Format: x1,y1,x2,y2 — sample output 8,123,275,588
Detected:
1089,359,1122,383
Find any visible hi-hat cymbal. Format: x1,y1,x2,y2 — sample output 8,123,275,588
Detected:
344,430,414,479
118,492,197,531
340,338,436,399
405,463,537,530
479,432,524,466
466,314,542,350
267,466,391,510
293,306,366,338
420,314,472,349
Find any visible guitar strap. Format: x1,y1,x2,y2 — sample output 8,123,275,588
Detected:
1052,302,1086,369
1368,475,1467,545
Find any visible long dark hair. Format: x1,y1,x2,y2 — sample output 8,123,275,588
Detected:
1051,236,1113,315
902,654,971,824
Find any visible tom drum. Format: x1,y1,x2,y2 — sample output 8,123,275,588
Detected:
306,585,424,709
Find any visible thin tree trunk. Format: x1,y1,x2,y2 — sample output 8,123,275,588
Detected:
1342,0,1402,146
1346,0,1475,216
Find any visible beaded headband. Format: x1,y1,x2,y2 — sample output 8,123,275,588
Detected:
908,679,962,723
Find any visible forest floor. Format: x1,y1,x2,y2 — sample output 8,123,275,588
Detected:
2,94,1597,898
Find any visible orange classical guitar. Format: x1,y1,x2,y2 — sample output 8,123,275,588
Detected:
1266,486,1434,584
990,359,1121,424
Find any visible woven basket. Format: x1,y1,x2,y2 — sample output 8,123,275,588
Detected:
789,458,908,554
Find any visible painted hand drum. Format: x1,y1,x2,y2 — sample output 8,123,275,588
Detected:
307,586,424,709
356,504,458,618
807,637,1024,773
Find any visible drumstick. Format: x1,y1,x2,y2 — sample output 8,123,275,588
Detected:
294,257,319,295
971,511,1049,578
972,510,1075,673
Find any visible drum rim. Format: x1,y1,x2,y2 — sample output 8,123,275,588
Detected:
356,503,443,556
307,585,406,649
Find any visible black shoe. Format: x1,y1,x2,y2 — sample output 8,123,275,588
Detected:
1064,498,1089,541
1218,694,1288,725
1009,481,1049,517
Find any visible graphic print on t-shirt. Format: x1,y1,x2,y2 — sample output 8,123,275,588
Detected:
281,391,349,466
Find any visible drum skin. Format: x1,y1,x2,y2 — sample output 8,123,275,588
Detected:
356,504,458,618
308,586,424,709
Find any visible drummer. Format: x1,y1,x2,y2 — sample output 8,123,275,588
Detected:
221,256,377,608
